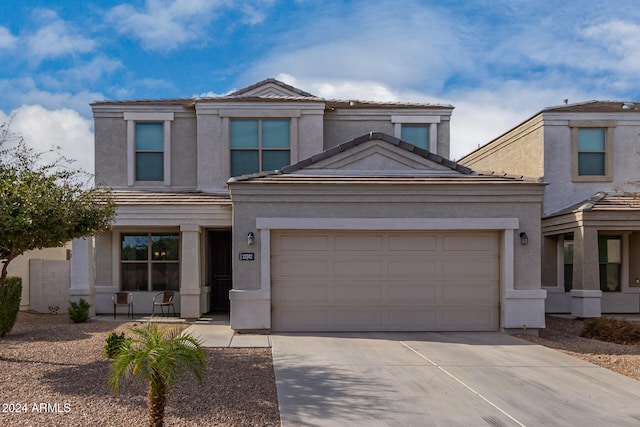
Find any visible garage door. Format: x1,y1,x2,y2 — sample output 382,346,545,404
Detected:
271,231,500,332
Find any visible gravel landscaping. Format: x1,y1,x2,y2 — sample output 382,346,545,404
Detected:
0,312,280,427
1,312,640,426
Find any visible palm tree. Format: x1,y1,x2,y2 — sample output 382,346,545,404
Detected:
109,321,206,427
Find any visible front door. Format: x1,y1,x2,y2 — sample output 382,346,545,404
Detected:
207,230,232,311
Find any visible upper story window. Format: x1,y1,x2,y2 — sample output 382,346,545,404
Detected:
577,128,605,176
392,115,440,153
570,120,615,182
124,112,174,187
135,122,164,181
230,119,290,176
401,124,429,150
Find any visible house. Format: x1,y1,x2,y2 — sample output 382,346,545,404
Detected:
71,78,546,332
459,101,640,318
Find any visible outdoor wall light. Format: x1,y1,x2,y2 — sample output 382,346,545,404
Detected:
247,232,255,245
519,232,529,245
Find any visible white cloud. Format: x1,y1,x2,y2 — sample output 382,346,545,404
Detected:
25,10,96,63
7,105,94,175
107,0,229,51
0,77,103,117
0,26,17,49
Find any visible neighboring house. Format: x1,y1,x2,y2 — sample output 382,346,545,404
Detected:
459,101,640,318
71,78,546,332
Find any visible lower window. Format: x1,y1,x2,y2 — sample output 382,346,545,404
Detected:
599,235,621,292
121,233,180,291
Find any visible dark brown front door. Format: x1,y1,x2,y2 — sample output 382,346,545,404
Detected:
207,230,232,312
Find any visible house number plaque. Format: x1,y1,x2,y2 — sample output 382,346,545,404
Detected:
240,252,255,261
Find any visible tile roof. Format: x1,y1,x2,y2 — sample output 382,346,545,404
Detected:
229,132,540,184
545,192,640,218
110,190,231,205
91,78,452,109
543,100,640,113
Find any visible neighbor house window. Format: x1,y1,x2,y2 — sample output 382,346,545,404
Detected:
401,124,429,150
599,235,621,292
563,234,574,292
230,119,290,176
570,121,615,182
135,122,164,181
121,233,180,292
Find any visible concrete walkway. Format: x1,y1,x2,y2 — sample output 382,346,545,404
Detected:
183,322,271,348
95,314,271,348
272,332,640,427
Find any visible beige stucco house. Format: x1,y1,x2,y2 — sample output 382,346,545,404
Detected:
71,78,546,332
460,101,640,318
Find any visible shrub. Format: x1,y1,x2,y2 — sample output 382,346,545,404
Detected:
103,332,131,359
68,298,91,323
581,317,640,345
0,276,22,337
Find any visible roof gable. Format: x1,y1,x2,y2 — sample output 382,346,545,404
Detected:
230,78,316,98
283,132,471,175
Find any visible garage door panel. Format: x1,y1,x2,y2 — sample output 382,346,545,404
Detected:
388,310,438,328
442,284,498,304
388,285,437,304
335,285,383,304
271,231,500,332
272,258,329,277
272,283,330,304
441,259,498,278
334,259,383,276
443,234,498,251
274,234,329,252
388,259,437,276
334,235,384,251
388,235,438,251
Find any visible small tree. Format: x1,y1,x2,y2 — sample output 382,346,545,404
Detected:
109,322,206,427
0,121,116,286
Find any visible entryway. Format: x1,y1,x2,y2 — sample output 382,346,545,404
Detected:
207,229,232,312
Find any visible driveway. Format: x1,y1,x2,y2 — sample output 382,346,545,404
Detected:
272,332,640,426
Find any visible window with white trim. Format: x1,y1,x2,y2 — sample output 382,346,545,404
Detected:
135,122,164,181
570,120,615,182
230,119,290,176
392,115,440,153
121,233,180,292
124,112,174,186
401,124,429,150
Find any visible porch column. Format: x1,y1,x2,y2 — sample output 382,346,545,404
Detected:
571,226,601,317
180,224,201,319
69,237,96,317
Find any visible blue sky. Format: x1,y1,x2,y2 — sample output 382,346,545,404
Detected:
1,0,639,173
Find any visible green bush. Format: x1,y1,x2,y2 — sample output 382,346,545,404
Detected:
0,276,22,337
103,332,131,359
68,298,91,323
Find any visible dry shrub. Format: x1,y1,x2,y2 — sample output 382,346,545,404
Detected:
581,317,640,345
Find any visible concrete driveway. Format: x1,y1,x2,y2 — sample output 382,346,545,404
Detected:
272,332,640,426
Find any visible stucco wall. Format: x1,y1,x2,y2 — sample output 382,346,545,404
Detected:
94,115,127,187
459,115,545,180
229,181,545,294
543,112,640,214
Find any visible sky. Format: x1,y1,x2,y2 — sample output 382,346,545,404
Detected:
1,0,639,174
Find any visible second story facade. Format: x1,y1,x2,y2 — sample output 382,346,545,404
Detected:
459,101,640,216
92,79,453,192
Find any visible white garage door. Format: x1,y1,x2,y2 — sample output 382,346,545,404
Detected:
271,230,500,332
